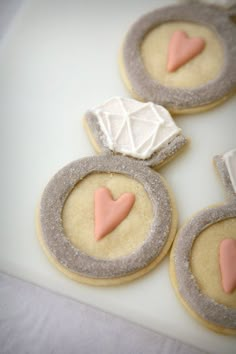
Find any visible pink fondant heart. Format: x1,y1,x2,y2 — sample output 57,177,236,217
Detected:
219,239,236,294
94,187,135,241
167,30,205,72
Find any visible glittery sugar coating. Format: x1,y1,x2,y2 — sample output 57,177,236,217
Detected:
122,3,236,111
40,155,173,279
173,154,236,330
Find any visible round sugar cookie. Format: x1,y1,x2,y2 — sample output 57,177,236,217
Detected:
170,149,236,334
120,3,236,114
38,155,178,286
37,97,187,286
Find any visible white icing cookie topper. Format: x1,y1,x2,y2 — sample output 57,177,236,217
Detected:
91,97,181,159
223,149,236,193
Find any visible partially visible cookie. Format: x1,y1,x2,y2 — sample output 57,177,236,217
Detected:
170,149,236,334
120,3,236,114
37,97,187,286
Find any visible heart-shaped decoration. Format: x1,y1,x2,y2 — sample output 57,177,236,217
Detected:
94,187,135,241
167,30,205,72
219,238,236,294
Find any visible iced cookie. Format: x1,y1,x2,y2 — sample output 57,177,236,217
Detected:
120,3,236,114
37,97,187,286
170,149,236,334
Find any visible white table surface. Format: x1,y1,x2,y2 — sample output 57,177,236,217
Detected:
0,0,235,353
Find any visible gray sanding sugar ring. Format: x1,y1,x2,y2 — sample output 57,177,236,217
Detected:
173,204,236,330
172,153,236,331
121,3,236,111
40,155,173,279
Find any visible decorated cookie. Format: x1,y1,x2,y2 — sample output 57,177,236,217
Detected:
37,97,187,286
120,3,236,114
170,148,236,334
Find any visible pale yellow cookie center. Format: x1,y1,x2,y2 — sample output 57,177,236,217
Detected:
62,173,153,260
191,218,236,308
140,21,223,89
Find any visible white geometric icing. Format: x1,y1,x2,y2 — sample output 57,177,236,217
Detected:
223,149,236,193
90,97,181,159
